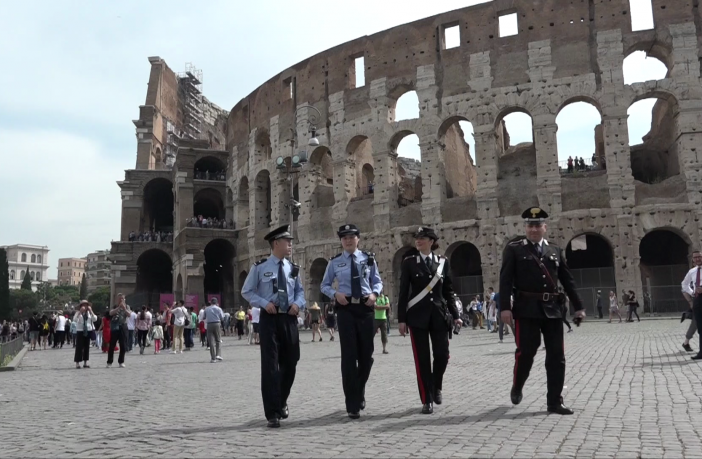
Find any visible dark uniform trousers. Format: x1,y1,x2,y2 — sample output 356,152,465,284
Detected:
694,295,702,353
259,310,300,420
336,300,375,413
513,316,565,406
409,306,450,405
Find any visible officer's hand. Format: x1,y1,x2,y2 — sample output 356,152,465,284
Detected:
335,292,349,305
398,322,407,337
574,310,586,319
365,294,377,307
288,304,299,316
265,303,277,314
454,319,463,326
500,310,513,326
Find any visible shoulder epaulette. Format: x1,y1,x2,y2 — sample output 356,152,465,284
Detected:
254,258,267,266
362,250,376,257
509,239,525,246
330,253,342,261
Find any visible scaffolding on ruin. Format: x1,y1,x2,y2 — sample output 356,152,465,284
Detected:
178,63,203,142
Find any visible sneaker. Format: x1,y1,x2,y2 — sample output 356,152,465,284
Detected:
216,356,223,361
170,350,177,354
498,340,503,344
106,364,112,368
211,359,217,363
119,363,126,368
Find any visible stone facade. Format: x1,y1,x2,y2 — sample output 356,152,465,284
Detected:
113,1,702,314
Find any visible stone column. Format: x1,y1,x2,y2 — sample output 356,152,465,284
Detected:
332,158,355,228
271,173,291,229
532,114,562,214
372,150,398,232
295,169,317,243
419,138,446,224
601,109,635,208
473,125,500,219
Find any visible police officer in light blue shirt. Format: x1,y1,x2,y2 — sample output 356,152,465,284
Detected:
241,224,305,428
321,223,383,419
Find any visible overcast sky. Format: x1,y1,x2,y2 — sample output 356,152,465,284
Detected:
0,0,665,277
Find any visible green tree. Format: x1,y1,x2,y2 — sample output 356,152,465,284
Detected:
10,289,39,317
21,270,32,290
88,286,111,311
0,249,9,321
79,273,88,300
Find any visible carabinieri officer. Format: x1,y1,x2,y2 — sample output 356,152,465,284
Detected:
499,207,584,415
321,224,383,419
397,227,460,415
241,224,306,428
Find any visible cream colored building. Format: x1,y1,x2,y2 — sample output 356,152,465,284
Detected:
57,258,87,286
86,250,111,293
2,244,50,291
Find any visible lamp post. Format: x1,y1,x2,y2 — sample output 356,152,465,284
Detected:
275,104,322,234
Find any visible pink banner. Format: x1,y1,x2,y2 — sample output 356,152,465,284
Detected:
184,294,199,310
159,294,175,311
207,294,221,307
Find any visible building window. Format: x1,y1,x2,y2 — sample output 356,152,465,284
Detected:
9,270,14,280
30,271,35,280
37,255,42,264
441,23,460,50
21,270,25,278
21,253,26,262
499,12,518,37
36,272,41,281
31,254,36,263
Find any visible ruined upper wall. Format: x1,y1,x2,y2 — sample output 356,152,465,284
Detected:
225,0,700,151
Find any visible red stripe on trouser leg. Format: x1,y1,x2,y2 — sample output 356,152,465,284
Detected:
409,328,426,404
512,319,520,387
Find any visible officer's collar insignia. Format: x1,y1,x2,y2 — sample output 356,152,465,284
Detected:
264,272,273,277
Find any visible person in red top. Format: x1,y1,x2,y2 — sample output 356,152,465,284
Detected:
101,310,118,353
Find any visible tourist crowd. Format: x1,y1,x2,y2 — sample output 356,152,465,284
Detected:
194,169,225,181
186,215,234,229
128,230,173,242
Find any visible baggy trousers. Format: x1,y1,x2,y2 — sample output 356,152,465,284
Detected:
259,310,300,420
512,317,565,406
408,307,449,405
336,301,375,413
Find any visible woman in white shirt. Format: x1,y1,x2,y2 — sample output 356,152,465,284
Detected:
171,301,188,353
608,291,622,324
73,300,98,369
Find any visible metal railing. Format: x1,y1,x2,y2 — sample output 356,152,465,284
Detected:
0,337,25,367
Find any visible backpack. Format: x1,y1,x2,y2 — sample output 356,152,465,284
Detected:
42,322,49,332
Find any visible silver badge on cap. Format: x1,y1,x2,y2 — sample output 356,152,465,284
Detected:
345,225,349,230
418,227,423,232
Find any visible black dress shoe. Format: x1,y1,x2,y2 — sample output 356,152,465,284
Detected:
547,404,574,415
360,398,365,411
434,390,443,405
348,411,360,419
692,354,702,360
281,404,289,419
683,343,693,352
267,417,280,428
510,387,522,405
421,403,433,414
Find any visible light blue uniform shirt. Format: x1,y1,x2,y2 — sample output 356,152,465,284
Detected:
241,255,306,310
320,249,383,298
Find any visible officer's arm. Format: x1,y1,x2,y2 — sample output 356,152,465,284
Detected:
320,261,336,299
241,266,268,309
499,245,516,312
293,272,306,309
397,259,411,323
442,260,459,320
557,248,583,311
370,260,383,296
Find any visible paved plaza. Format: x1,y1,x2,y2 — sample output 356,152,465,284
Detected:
1,319,702,458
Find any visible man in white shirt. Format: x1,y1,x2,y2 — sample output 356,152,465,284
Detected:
249,306,260,345
54,312,67,349
126,309,137,352
681,250,702,359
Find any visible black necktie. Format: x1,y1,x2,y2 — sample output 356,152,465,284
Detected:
351,254,362,299
534,242,542,257
278,260,289,312
425,256,433,271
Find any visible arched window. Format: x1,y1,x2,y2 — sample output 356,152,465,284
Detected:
30,271,35,280
36,272,41,281
20,270,25,279
9,270,14,280
31,254,36,263
37,255,42,264
21,253,26,262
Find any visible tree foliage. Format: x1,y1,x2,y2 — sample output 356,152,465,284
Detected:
88,286,111,311
36,283,80,310
79,273,88,300
21,270,32,290
10,289,39,317
0,249,9,321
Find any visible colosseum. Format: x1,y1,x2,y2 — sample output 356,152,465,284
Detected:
110,0,702,317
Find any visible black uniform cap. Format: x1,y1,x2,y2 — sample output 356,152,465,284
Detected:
414,226,438,240
264,224,293,241
522,207,549,224
337,224,360,237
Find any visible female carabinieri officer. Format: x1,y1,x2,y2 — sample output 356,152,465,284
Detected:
397,227,461,414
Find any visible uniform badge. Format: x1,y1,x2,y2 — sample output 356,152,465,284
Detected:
417,226,423,232
530,208,541,218
337,263,347,267
264,272,273,277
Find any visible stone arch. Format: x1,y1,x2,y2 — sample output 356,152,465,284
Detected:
556,100,603,173
389,83,418,122
142,178,174,232
310,146,335,211
445,241,483,304
254,170,272,230
194,188,225,220
309,258,330,305
254,129,272,164
204,239,236,308
565,233,616,315
310,146,334,185
136,249,173,309
236,176,250,228
194,156,226,181
624,41,673,74
360,163,375,195
390,130,422,208
639,229,690,313
346,136,374,198
438,116,477,199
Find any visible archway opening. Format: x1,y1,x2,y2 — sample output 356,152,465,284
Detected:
254,170,272,230
309,258,331,306
446,242,483,305
237,177,250,228
204,239,235,308
255,130,272,164
393,90,420,121
392,131,421,208
310,147,335,211
439,117,477,198
142,178,174,233
628,94,680,184
496,109,537,216
360,164,375,195
565,234,615,315
347,136,374,199
639,229,690,313
556,102,603,173
194,188,225,220
623,52,669,85
194,156,226,181
136,249,172,308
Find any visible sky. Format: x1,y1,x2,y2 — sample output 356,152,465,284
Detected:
0,0,665,277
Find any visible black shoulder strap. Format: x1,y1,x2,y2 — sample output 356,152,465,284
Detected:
527,251,558,293
254,258,267,266
330,253,342,260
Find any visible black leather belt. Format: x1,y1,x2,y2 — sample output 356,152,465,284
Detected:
517,291,564,302
342,296,369,304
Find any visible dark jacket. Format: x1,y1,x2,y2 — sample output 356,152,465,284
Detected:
397,252,459,328
499,238,583,319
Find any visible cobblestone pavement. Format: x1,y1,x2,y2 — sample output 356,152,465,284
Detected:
1,319,702,458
